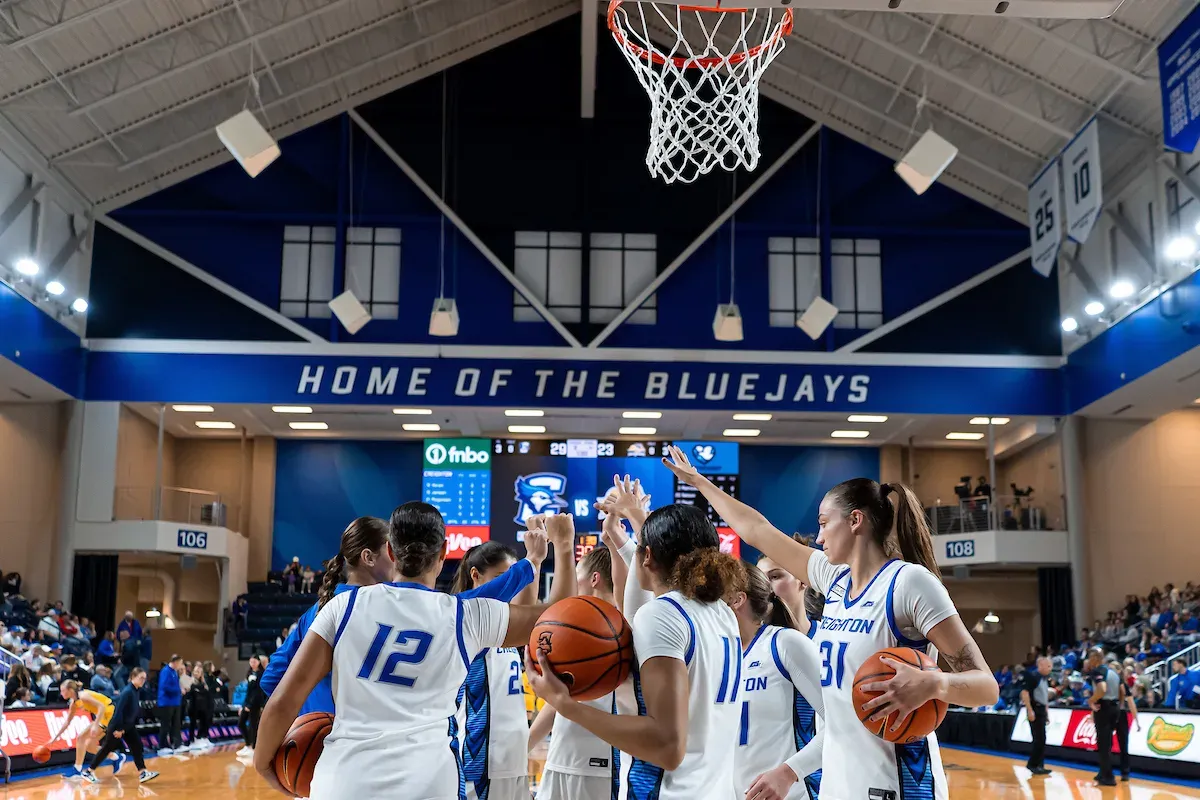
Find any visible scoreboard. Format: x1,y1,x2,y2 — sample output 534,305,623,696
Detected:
421,437,742,559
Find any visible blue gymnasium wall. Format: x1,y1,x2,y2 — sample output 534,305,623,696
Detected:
271,438,879,571
90,16,1055,356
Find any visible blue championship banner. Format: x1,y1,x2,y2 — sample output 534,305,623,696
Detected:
1160,4,1200,153
84,351,1064,415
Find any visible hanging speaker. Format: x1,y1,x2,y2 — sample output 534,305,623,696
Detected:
712,303,743,342
895,130,958,195
429,297,460,337
796,297,839,340
329,290,371,334
215,109,281,178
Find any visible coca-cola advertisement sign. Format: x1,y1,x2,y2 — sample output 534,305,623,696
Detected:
0,708,91,757
1063,709,1123,752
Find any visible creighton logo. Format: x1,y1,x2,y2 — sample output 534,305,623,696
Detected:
692,444,716,465
514,473,568,525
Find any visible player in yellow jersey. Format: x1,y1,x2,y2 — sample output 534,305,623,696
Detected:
46,681,124,780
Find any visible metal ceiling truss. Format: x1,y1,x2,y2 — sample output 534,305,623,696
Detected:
0,0,141,48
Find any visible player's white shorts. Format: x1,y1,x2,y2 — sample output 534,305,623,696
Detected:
467,776,530,800
536,770,612,800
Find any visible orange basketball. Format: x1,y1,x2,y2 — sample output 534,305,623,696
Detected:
32,745,51,764
852,646,948,744
272,712,334,798
529,597,634,701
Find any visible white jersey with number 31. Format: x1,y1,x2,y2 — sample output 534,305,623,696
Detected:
807,552,957,800
307,582,510,800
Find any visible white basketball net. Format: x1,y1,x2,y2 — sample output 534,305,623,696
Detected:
608,1,793,184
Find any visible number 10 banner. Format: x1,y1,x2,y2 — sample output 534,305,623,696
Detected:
1028,159,1061,278
1063,119,1102,244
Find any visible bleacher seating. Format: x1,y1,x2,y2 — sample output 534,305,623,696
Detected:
232,581,316,656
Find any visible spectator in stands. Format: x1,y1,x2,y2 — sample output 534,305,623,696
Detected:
0,623,14,651
232,596,249,631
187,664,214,750
1,572,21,598
300,565,315,594
8,687,34,708
60,654,89,686
21,644,50,672
115,631,138,689
116,611,142,642
1167,659,1199,710
283,558,300,594
275,627,289,650
36,612,61,641
215,668,231,705
156,654,184,754
995,664,1014,688
1179,609,1200,644
81,651,95,673
1150,635,1168,660
90,665,116,698
96,632,116,664
4,662,32,705
179,662,194,696
35,663,57,700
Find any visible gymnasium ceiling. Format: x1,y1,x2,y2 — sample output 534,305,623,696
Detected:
0,0,1190,220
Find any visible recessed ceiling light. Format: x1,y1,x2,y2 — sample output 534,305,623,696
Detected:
71,298,88,313
173,405,214,413
289,421,328,430
1084,301,1105,316
622,411,663,419
1061,317,1079,333
619,426,657,435
831,430,870,438
1109,280,1135,300
402,423,441,432
272,406,312,414
969,417,1010,425
505,409,545,417
15,258,39,276
195,421,235,429
732,413,772,421
508,425,546,434
946,432,985,440
722,428,760,437
392,408,433,415
45,280,65,295
847,415,887,423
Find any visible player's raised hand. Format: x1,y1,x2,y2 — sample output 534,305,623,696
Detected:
662,445,701,486
523,519,549,566
544,513,575,548
598,502,630,550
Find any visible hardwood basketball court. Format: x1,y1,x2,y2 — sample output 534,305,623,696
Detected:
4,747,1197,800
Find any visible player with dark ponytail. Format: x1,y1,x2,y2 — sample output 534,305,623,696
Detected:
663,447,997,800
264,517,395,717
732,563,824,800
528,496,747,800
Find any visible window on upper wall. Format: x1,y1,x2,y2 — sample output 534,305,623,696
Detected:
589,233,657,324
767,237,822,327
513,231,583,323
346,227,401,320
831,238,882,329
280,226,335,318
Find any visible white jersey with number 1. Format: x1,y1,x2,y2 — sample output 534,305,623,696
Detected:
808,552,957,800
627,592,741,800
307,582,510,800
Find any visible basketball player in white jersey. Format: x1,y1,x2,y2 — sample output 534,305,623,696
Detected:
758,554,815,638
528,546,633,800
453,514,579,800
252,502,576,799
732,563,824,800
664,447,999,800
527,502,744,800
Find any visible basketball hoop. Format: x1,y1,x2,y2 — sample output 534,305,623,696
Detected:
608,1,793,184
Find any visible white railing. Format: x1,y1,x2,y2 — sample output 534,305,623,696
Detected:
926,495,1052,534
1147,640,1200,705
113,485,241,532
0,644,20,676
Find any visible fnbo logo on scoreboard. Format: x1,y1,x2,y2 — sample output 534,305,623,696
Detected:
423,438,492,469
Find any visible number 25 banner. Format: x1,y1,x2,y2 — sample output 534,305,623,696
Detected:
1028,159,1062,278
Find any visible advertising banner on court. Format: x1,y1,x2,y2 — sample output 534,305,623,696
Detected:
0,707,92,756
1028,159,1062,277
84,351,1064,416
1011,708,1200,764
1159,4,1200,153
1062,120,1102,244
